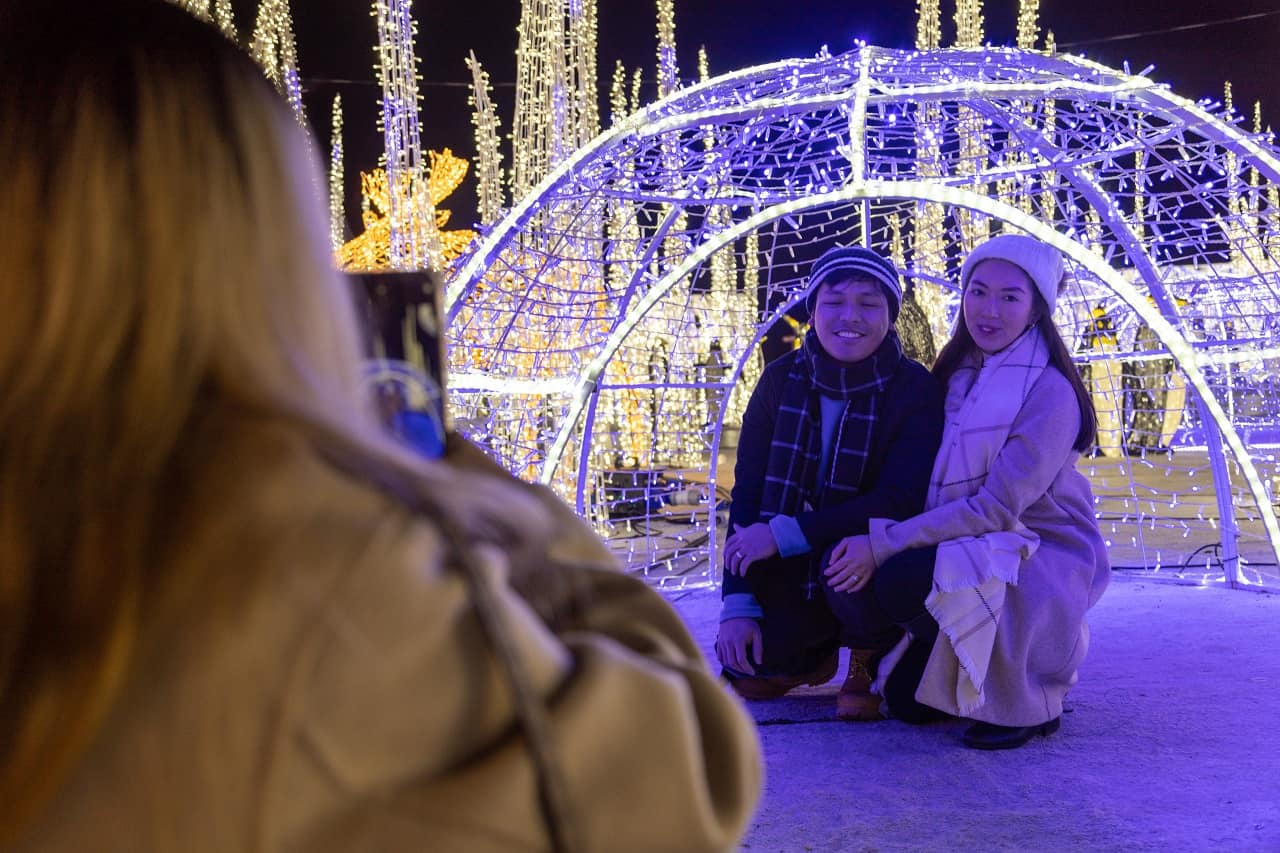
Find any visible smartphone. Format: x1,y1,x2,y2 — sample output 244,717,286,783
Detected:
344,269,448,459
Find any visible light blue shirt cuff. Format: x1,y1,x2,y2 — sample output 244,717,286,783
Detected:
720,593,764,621
769,514,811,557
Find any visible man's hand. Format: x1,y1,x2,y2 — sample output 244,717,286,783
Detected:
715,617,764,675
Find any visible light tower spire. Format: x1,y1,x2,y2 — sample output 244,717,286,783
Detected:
178,0,210,22
953,0,989,252
916,0,940,50
569,0,600,145
510,0,599,201
910,0,949,349
328,95,345,252
249,0,306,126
954,0,984,48
656,0,678,99
1016,0,1040,50
610,60,629,126
213,0,236,39
466,50,505,226
373,0,442,269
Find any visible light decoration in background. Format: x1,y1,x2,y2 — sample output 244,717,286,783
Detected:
1015,0,1039,51
952,0,990,254
447,0,605,483
213,0,237,40
329,94,345,252
910,0,955,346
178,0,210,22
248,0,306,126
629,67,644,116
447,0,1280,593
570,0,600,150
609,60,629,127
372,0,442,271
448,0,762,558
655,0,678,99
337,151,474,271
509,0,600,203
915,0,940,52
1247,102,1265,267
954,0,984,47
465,50,505,226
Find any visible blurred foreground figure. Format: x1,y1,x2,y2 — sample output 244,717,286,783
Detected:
0,2,760,850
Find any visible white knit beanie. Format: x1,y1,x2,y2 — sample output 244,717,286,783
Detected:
959,234,1065,314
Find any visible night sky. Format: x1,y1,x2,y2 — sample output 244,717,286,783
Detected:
242,0,1280,234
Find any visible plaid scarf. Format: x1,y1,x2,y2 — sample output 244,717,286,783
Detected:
924,326,1048,715
759,330,902,521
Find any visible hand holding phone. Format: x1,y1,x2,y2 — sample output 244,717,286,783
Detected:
344,269,448,458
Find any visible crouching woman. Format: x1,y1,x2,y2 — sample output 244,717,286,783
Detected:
826,234,1110,749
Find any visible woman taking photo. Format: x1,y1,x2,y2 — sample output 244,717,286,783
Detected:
0,2,760,849
826,234,1110,749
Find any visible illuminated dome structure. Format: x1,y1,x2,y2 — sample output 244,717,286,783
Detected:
447,44,1280,592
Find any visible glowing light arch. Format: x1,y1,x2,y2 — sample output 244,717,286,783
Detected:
448,45,1280,591
527,183,1279,579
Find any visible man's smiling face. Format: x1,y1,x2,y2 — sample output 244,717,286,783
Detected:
810,276,891,364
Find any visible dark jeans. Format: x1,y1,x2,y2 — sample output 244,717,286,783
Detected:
844,545,941,724
819,545,942,717
738,556,840,677
743,546,939,722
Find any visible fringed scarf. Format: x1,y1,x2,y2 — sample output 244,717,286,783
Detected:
758,330,902,521
924,326,1048,715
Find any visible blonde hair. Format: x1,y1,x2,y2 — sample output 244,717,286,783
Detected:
0,2,540,840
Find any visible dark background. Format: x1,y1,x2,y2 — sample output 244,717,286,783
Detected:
224,0,1280,237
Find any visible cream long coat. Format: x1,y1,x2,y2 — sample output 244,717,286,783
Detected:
870,368,1110,726
15,423,761,853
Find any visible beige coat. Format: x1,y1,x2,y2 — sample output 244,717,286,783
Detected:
870,368,1110,727
16,424,760,852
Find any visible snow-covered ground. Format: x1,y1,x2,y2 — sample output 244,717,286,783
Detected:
668,574,1280,852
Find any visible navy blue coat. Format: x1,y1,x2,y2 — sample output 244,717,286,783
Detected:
722,349,944,599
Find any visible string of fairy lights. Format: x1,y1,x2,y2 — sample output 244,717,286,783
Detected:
328,95,344,252
178,0,236,39
465,50,505,226
248,0,305,126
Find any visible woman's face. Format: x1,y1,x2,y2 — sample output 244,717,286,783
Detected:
963,259,1037,355
810,277,891,364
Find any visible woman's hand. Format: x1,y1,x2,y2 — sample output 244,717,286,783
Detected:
723,522,778,576
825,534,876,593
715,617,764,675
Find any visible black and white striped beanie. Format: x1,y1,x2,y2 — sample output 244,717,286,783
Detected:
803,245,903,322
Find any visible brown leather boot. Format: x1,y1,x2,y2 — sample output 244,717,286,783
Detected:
836,648,885,721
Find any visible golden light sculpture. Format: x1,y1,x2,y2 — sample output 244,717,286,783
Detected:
337,149,476,272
